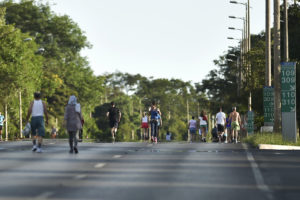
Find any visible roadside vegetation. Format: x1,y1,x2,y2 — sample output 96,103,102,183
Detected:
243,132,300,147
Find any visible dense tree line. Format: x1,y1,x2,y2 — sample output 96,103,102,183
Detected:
199,3,300,130
0,1,299,141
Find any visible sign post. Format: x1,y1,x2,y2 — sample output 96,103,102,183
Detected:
247,111,254,135
281,62,297,142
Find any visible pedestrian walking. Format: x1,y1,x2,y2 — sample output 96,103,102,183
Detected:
199,110,208,142
0,112,5,141
229,107,241,143
141,112,149,140
106,101,121,143
149,101,161,144
225,114,232,143
26,92,48,153
157,113,162,142
64,95,83,153
215,107,226,143
188,116,197,143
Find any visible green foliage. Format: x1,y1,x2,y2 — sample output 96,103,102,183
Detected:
243,132,300,147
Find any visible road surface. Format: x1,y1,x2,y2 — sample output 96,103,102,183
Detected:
0,140,300,200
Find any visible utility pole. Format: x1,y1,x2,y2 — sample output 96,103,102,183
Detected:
19,91,23,138
273,0,281,132
187,100,190,142
5,104,8,141
283,0,289,62
265,0,271,86
247,0,252,111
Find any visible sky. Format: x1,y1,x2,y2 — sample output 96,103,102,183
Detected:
44,0,272,83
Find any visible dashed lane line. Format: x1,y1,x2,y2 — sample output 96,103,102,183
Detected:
113,155,122,158
94,163,106,168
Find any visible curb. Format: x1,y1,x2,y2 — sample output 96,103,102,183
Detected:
258,144,300,150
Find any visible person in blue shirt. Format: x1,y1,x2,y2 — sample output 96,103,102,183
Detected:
0,112,5,141
149,101,161,144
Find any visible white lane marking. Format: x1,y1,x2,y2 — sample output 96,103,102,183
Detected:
94,163,106,168
113,155,122,158
242,144,274,200
35,191,54,199
74,174,87,179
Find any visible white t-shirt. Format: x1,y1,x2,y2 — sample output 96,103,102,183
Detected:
189,119,197,129
199,116,207,125
216,112,226,125
32,100,44,117
142,116,148,123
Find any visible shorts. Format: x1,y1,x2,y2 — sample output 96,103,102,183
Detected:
200,125,207,129
141,122,149,128
30,116,45,137
217,124,225,133
231,121,240,131
189,128,196,134
109,120,119,128
0,125,2,131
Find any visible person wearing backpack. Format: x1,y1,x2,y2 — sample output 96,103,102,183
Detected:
149,101,161,144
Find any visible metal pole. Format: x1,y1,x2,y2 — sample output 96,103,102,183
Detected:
265,0,271,86
187,100,190,142
283,0,289,62
247,0,252,111
5,104,8,141
247,0,251,51
19,91,23,138
273,0,281,132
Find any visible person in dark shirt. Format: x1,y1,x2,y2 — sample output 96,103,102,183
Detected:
106,102,121,142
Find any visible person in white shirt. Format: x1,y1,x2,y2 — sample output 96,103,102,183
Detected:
26,92,48,153
215,107,226,142
141,112,149,140
188,116,197,143
199,110,208,142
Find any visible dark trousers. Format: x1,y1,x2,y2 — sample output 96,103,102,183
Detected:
150,120,158,138
68,130,79,149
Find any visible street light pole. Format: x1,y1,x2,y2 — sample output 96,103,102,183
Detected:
230,0,251,111
265,0,271,86
283,0,289,62
273,0,281,132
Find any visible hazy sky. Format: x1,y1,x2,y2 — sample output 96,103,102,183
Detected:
45,0,272,83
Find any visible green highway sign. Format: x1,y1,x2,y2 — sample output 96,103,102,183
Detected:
263,87,274,124
281,63,296,112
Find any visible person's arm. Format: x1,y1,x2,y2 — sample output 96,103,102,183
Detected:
238,113,241,125
160,117,162,126
42,101,49,125
106,111,109,118
26,101,34,123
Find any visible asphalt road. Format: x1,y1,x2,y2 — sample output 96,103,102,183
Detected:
0,140,300,200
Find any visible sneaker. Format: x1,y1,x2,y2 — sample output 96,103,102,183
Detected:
32,145,37,152
36,148,42,153
69,149,73,154
154,137,157,144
